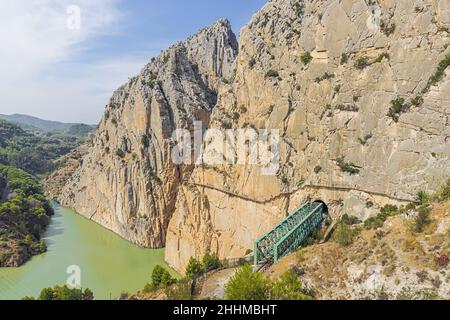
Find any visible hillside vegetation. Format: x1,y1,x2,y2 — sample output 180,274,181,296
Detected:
268,181,450,300
0,113,95,138
0,118,93,267
0,119,82,175
0,164,54,267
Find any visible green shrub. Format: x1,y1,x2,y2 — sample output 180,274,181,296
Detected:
165,278,192,300
387,97,409,122
185,257,204,279
248,58,256,69
337,157,360,175
36,285,94,300
375,53,390,63
341,214,362,226
141,134,150,148
315,72,335,83
422,54,450,93
151,265,176,289
414,205,431,233
83,288,94,300
411,95,424,107
364,216,385,229
332,222,360,246
225,264,271,300
355,57,369,69
364,204,399,230
202,253,222,272
271,271,312,300
300,52,313,65
265,70,280,78
416,191,430,205
440,179,450,201
380,21,396,36
143,283,153,293
335,104,359,112
340,53,348,64
115,149,125,158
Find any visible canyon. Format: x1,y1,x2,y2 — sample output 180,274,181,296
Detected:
47,0,450,273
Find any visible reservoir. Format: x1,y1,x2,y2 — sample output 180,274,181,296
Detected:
0,203,176,300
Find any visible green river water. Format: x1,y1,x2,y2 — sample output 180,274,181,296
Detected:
0,203,176,300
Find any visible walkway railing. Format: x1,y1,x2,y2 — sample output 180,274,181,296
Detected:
254,202,325,265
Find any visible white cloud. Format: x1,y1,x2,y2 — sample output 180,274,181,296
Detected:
0,0,120,76
0,0,154,123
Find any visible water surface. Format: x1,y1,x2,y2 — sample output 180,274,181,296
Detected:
0,204,175,300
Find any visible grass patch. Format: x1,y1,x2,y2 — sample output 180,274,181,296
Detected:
337,157,360,175
422,54,450,93
380,21,396,36
387,97,410,122
335,104,359,112
265,70,280,78
332,220,361,246
375,52,390,63
364,205,399,229
355,57,370,69
300,52,313,65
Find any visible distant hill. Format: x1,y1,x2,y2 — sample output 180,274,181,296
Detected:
0,119,88,175
0,114,96,138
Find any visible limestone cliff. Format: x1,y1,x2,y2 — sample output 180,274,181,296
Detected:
165,0,450,272
49,19,238,247
49,0,450,274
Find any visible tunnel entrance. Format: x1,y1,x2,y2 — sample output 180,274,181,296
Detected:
313,200,329,215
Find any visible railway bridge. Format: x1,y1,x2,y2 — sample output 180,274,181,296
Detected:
254,202,327,266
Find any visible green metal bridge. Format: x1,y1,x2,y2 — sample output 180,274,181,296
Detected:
254,202,326,266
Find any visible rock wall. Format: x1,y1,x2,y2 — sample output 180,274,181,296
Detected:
165,0,450,272
52,19,238,248
50,0,450,274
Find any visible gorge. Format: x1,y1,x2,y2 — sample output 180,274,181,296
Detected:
46,0,450,276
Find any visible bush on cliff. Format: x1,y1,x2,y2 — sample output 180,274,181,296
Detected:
151,265,176,289
271,271,312,300
185,257,204,279
26,285,94,300
225,265,312,300
202,253,222,272
225,264,271,300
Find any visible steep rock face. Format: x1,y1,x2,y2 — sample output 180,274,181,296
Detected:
165,0,450,272
53,19,238,247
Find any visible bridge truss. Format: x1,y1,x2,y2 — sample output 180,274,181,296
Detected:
254,202,325,266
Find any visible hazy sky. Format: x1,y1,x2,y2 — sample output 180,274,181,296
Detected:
0,0,267,124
